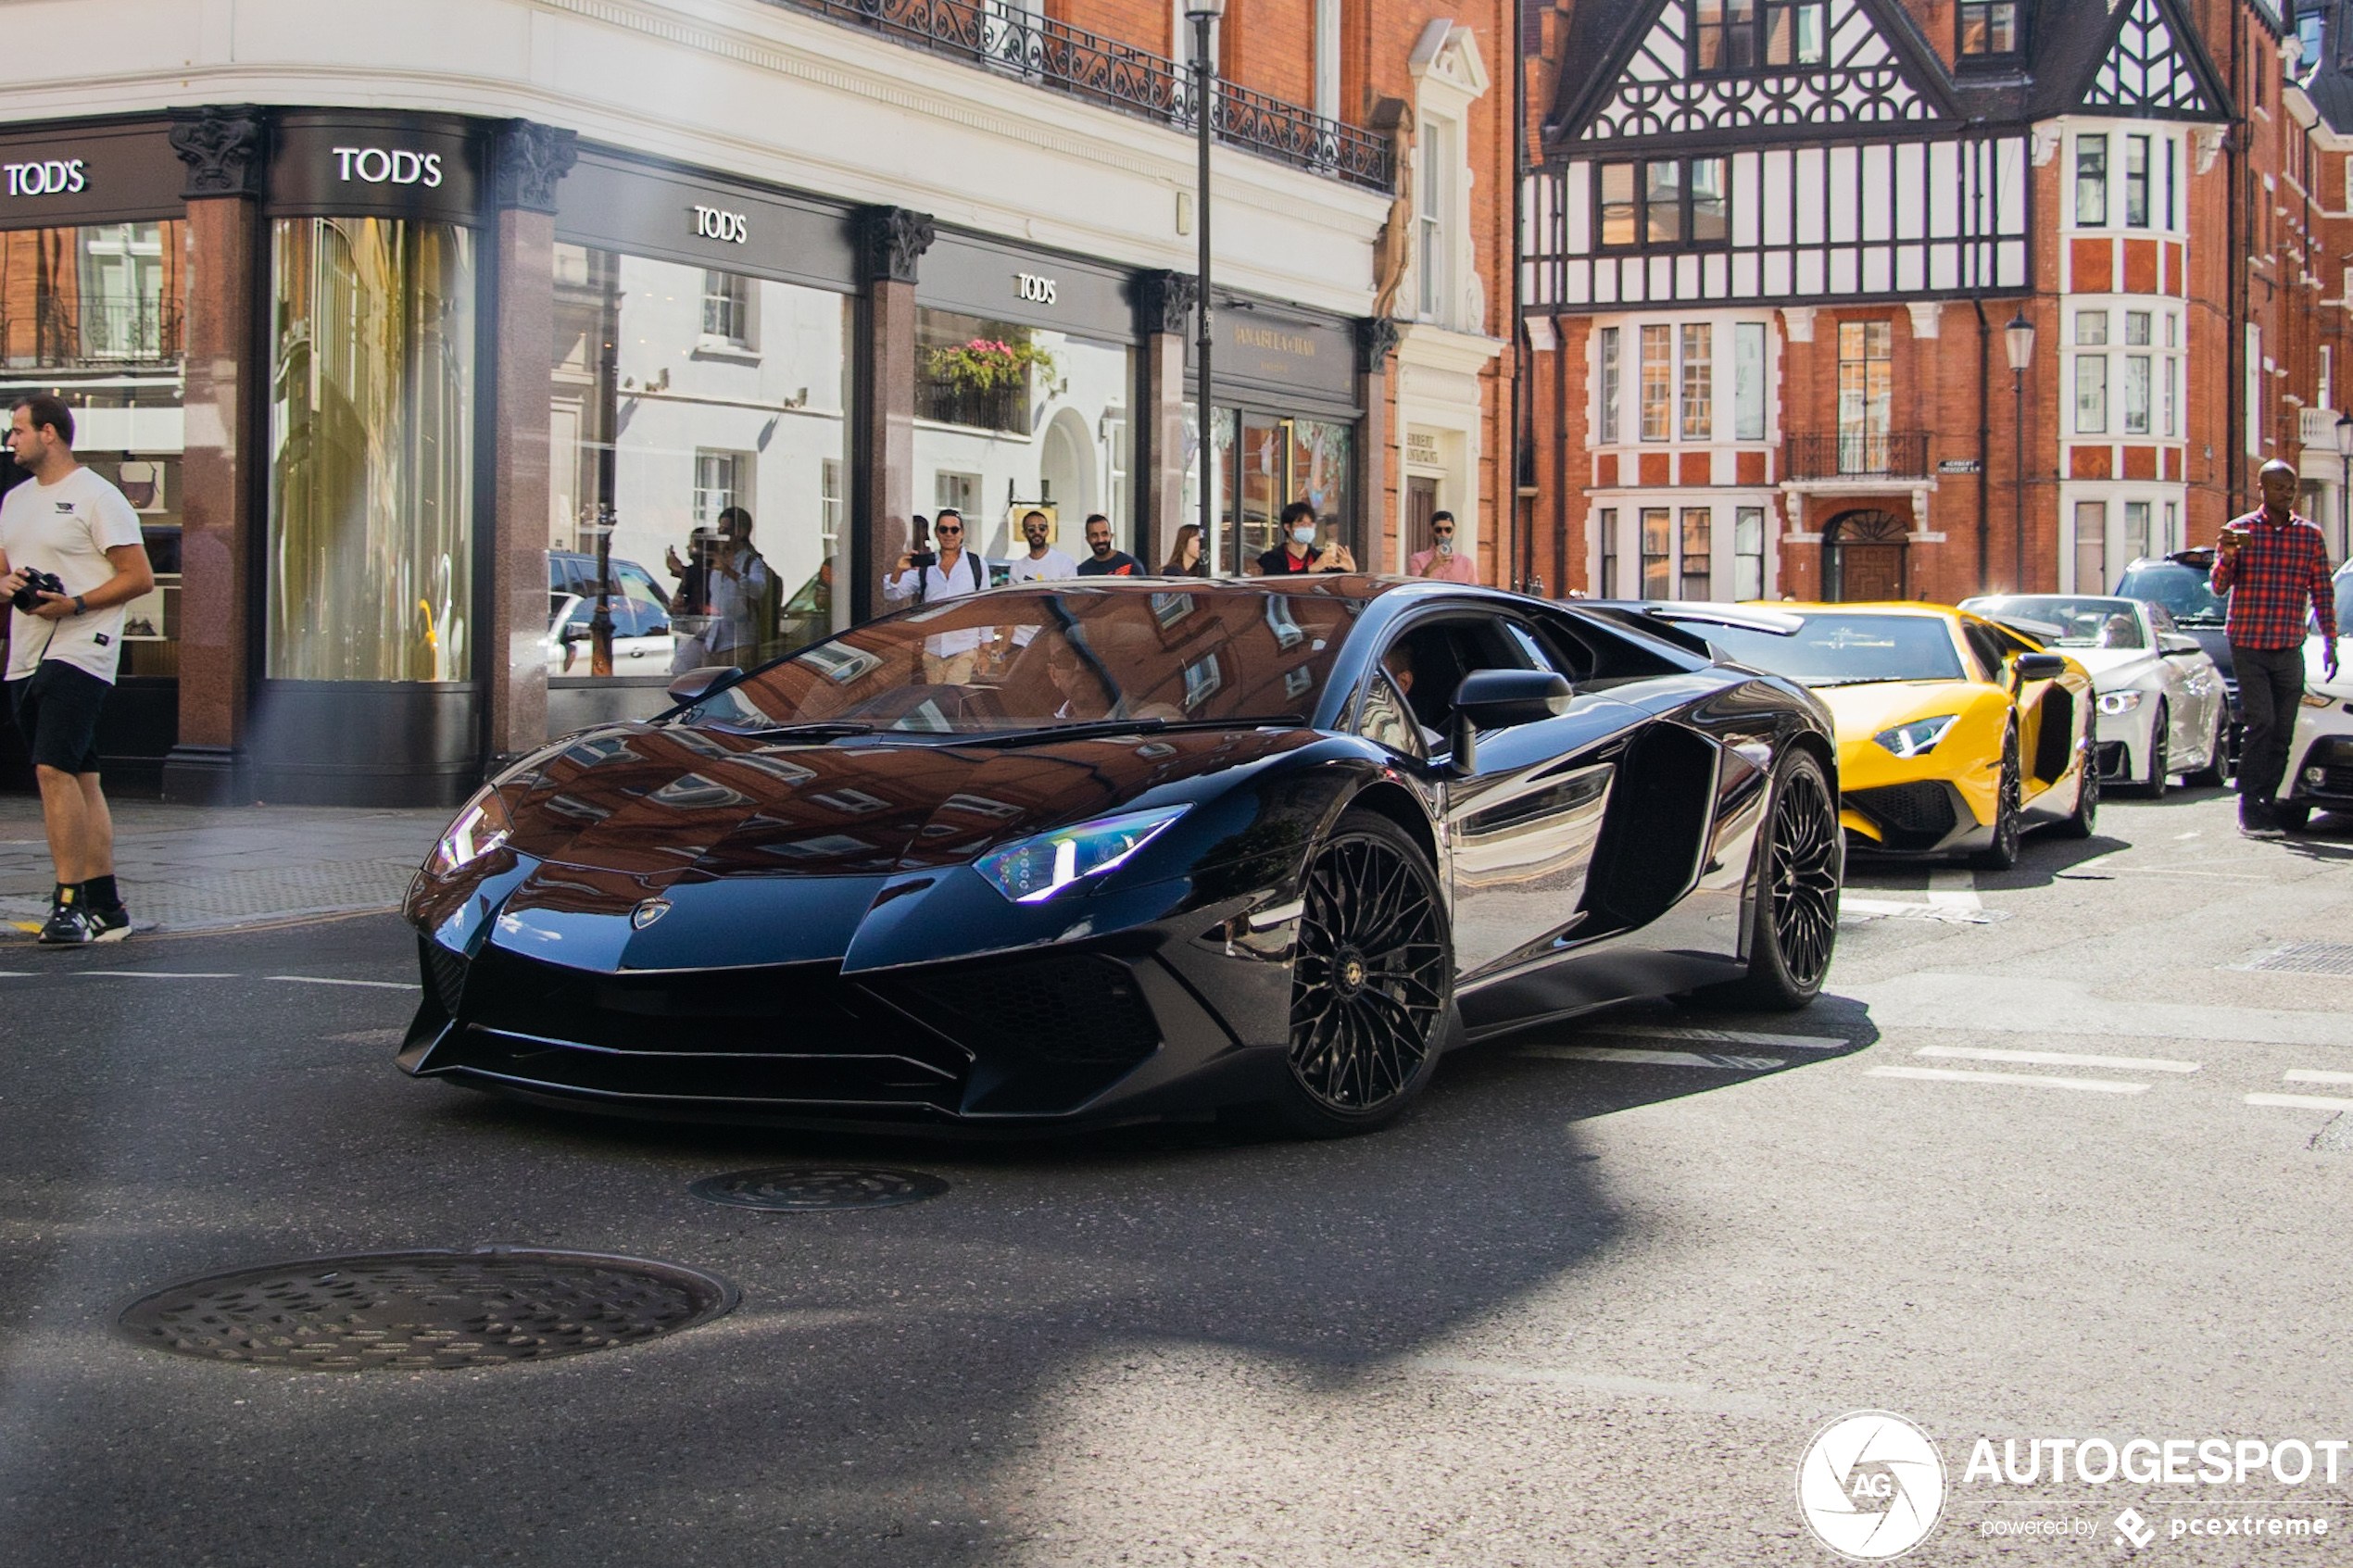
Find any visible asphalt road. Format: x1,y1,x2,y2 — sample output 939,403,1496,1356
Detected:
3,784,2350,1566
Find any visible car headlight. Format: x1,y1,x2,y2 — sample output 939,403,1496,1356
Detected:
2096,690,2146,716
1871,715,1958,759
975,804,1191,903
424,787,514,880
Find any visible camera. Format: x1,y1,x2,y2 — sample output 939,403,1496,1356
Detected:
10,570,63,613
910,549,938,570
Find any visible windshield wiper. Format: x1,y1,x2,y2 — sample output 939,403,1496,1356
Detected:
1802,676,1914,687
960,714,1306,748
721,721,875,742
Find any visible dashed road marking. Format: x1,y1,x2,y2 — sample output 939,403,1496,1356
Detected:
1867,1065,2149,1095
1598,1024,1850,1051
74,971,237,980
1913,1046,2200,1073
1926,870,1982,910
2247,1092,2353,1111
1521,1045,1785,1072
2283,1070,2353,1085
266,975,419,990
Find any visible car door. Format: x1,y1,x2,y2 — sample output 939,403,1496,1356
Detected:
2145,603,2220,757
1382,613,1645,981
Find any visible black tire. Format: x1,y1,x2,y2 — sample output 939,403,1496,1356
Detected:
1699,747,1841,1010
1270,810,1452,1137
1968,727,2023,870
2055,737,2099,838
2185,713,2228,786
2276,800,2314,832
2135,704,2169,798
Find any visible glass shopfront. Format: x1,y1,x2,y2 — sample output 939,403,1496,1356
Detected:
1186,304,1362,576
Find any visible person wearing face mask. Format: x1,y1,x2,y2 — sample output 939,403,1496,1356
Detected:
1075,513,1142,576
1407,510,1477,583
1254,500,1323,576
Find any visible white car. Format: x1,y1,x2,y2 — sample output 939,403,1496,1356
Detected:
544,590,676,676
2279,562,2353,829
1960,594,2229,797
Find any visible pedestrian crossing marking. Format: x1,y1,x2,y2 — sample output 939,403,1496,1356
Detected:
1867,1065,2149,1095
1914,1046,2199,1073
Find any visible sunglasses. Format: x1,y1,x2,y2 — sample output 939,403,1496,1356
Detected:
935,525,963,535
1432,527,1454,536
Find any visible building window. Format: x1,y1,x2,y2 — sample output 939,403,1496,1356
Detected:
2246,323,2262,456
1680,507,1712,599
2163,135,2175,228
694,450,746,527
1641,508,1672,596
1594,158,1729,248
2124,500,2152,563
1734,506,1766,599
2076,134,2108,226
1598,326,1622,444
822,458,844,558
1690,0,1827,69
1733,321,1766,441
2322,345,2334,411
2074,500,2106,591
1598,507,1619,596
702,270,750,345
935,470,979,517
1417,117,1453,321
2125,135,2150,227
1640,325,1673,440
1836,320,1892,473
2164,355,2178,437
1957,0,2019,56
2075,357,2109,434
2163,499,2178,553
1680,324,1714,439
2125,309,2150,345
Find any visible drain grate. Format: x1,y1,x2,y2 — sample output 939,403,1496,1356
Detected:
689,1167,950,1211
2231,943,2353,977
115,1248,735,1370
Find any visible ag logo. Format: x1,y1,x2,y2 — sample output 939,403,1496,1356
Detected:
1796,1411,1945,1561
631,897,672,930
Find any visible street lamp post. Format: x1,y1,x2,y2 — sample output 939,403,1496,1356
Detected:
2005,313,2035,594
1188,0,1224,572
2334,414,2352,562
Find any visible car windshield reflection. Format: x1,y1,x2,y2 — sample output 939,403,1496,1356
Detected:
2117,560,2227,625
1963,596,2145,649
1702,613,1966,686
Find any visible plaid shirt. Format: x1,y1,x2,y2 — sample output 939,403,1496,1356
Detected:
2209,508,2337,649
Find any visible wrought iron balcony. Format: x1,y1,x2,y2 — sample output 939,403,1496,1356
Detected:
0,297,182,370
760,0,1392,192
1783,431,1932,482
916,376,1029,434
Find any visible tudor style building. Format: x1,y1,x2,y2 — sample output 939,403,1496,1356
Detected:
1518,0,2322,605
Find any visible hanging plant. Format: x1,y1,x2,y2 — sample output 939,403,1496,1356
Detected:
927,336,1057,392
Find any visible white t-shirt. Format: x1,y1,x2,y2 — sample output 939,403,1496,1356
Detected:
884,550,991,658
0,466,145,684
1006,548,1077,585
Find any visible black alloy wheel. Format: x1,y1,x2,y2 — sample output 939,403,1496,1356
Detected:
1277,811,1451,1136
2138,703,2170,798
1969,727,2023,871
1702,747,1841,1010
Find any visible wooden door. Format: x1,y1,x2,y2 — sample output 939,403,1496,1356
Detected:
1408,477,1438,559
1841,545,1905,601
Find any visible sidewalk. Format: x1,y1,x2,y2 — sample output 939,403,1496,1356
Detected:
0,797,447,935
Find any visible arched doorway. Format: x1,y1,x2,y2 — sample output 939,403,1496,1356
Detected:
1037,406,1096,556
1824,510,1910,602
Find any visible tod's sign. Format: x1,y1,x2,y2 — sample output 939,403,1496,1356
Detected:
331,146,446,187
5,158,86,197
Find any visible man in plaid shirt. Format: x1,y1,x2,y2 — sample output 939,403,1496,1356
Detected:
2211,459,2340,837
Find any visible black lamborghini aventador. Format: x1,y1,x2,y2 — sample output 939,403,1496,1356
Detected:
399,578,1842,1136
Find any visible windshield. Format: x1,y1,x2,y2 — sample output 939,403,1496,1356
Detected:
1962,596,2145,650
2117,560,2226,625
677,585,1353,734
1703,613,1967,686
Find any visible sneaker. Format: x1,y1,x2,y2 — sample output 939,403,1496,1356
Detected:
2242,820,2287,840
37,904,96,944
87,904,130,943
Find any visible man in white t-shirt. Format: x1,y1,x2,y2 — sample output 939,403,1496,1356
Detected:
884,508,991,684
0,395,156,944
1004,510,1076,586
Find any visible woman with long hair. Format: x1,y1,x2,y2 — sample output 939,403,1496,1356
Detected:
1161,522,1208,577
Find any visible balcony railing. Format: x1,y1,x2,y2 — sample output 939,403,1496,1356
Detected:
916,376,1030,434
0,297,182,370
2299,407,2348,450
1783,430,1932,481
760,0,1392,192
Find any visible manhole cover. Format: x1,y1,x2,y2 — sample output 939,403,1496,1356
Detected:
689,1167,950,1211
114,1248,735,1370
2232,943,2353,977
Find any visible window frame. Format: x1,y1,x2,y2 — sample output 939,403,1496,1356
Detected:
1592,157,1732,252
2075,133,2108,227
1688,0,1828,72
1956,0,2021,60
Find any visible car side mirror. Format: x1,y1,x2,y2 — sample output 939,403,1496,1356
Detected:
1453,668,1575,728
2158,633,2203,656
2011,652,2067,690
666,665,743,707
1447,709,1478,777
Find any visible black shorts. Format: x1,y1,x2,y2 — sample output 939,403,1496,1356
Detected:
9,661,110,774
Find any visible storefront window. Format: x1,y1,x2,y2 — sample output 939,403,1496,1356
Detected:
550,245,851,687
913,307,1134,566
267,217,474,682
1226,412,1351,574
0,221,186,677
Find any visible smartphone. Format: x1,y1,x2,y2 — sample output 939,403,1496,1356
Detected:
910,549,938,570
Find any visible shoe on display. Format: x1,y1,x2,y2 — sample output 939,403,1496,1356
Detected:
88,904,130,943
37,904,96,945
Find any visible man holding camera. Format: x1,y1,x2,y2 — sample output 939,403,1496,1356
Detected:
0,395,155,943
886,508,989,684
2212,458,2338,838
1407,510,1478,583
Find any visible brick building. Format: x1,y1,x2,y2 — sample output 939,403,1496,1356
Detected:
1516,0,2351,604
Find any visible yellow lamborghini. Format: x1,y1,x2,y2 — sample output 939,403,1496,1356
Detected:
1697,602,2098,868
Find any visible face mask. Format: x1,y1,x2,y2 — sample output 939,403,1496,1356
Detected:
1291,525,1317,546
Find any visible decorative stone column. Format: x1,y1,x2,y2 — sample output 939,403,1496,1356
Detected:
853,206,934,623
485,120,577,764
160,106,267,805
1356,317,1399,571
1134,270,1198,571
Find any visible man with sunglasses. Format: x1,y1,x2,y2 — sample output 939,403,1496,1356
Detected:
886,508,990,683
1407,510,1477,583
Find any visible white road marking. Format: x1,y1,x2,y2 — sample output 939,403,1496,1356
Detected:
1926,870,1982,910
266,975,420,990
2246,1092,2353,1111
1867,1065,2149,1095
1521,1045,1785,1071
1839,897,2009,924
2174,831,2200,839
2283,1070,2353,1085
1596,1024,1849,1051
1843,972,2353,1047
74,971,237,980
1914,1045,2200,1073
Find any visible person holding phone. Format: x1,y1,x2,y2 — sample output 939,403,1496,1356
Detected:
1407,510,1478,583
886,508,989,683
2211,458,2339,837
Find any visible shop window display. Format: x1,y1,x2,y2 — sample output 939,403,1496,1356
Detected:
0,221,185,676
550,245,851,682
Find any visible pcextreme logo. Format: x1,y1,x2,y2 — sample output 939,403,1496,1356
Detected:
1797,1411,1947,1561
